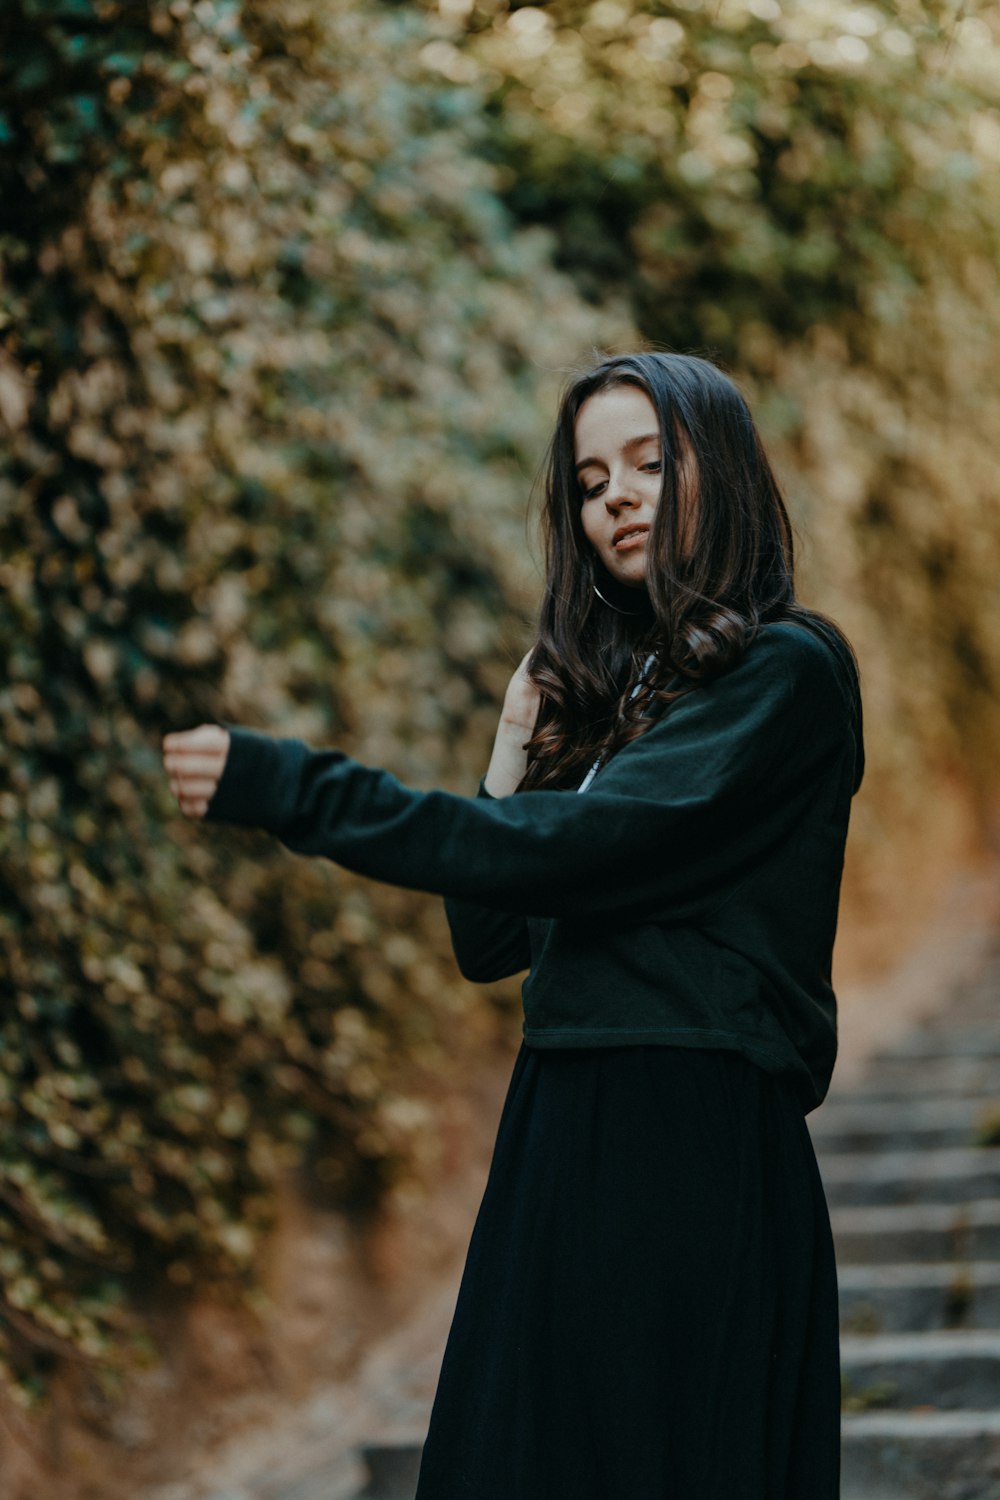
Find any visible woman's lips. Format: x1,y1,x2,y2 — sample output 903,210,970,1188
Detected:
613,528,649,552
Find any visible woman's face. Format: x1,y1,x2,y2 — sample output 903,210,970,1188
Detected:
574,384,697,589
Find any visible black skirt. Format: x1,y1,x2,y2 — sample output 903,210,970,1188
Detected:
414,1042,840,1500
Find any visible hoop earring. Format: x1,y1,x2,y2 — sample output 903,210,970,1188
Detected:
592,583,643,617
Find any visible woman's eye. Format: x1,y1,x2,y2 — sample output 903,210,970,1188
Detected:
643,461,662,472
581,481,605,501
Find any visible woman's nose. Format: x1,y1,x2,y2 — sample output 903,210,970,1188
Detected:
605,484,639,515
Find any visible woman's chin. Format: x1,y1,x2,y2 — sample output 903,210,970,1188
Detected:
606,562,647,592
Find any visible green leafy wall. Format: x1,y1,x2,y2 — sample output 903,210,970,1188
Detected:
0,0,625,1393
1,0,998,1395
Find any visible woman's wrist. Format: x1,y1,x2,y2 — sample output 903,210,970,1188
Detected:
483,719,532,797
485,648,540,797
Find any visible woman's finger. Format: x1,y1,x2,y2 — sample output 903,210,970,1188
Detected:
163,724,228,751
178,796,210,818
171,777,220,798
163,753,226,777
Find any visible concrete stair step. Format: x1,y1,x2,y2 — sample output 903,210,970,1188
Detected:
839,1261,1000,1333
352,1443,422,1500
821,1147,1000,1207
830,1201,1000,1264
841,1331,1000,1410
351,1416,1000,1500
842,1409,1000,1499
810,1095,1000,1154
867,1022,1000,1062
844,1055,1000,1099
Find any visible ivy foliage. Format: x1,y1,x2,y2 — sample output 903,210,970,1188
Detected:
427,0,995,350
0,0,622,1396
1,0,999,1402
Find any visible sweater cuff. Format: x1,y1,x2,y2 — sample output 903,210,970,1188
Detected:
477,776,496,800
204,724,311,834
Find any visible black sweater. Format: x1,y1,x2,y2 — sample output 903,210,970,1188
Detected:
203,618,864,1113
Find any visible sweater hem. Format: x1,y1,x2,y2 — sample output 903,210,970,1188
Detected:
521,1024,826,1111
522,1023,792,1073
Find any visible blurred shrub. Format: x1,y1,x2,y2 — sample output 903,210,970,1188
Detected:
0,0,624,1396
3,0,1000,1403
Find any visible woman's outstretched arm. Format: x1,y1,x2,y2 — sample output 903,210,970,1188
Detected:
163,653,541,984
163,625,858,925
442,779,533,981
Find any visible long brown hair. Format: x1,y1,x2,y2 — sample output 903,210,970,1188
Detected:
519,350,856,792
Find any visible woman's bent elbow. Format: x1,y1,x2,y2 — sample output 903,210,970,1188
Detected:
452,949,528,984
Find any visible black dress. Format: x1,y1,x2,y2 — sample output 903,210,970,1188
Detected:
414,1041,840,1499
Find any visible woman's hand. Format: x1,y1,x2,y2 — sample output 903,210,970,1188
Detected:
501,649,543,734
484,649,542,798
163,724,231,819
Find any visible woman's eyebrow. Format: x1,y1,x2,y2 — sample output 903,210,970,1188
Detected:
574,432,661,473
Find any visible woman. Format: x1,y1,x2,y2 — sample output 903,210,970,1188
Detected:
163,351,864,1499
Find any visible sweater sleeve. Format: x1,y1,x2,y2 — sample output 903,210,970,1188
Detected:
203,625,853,924
442,780,533,983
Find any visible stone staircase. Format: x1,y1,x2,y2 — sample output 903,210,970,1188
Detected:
814,972,1000,1500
